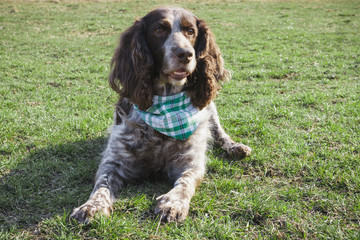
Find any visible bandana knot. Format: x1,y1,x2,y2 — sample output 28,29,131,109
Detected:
134,92,201,140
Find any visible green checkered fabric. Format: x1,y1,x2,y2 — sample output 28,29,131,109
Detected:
134,92,201,140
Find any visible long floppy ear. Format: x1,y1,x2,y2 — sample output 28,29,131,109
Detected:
187,19,231,110
109,19,154,110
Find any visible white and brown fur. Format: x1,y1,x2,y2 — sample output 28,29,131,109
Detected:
71,7,251,223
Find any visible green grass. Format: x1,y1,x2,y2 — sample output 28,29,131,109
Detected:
1,0,359,239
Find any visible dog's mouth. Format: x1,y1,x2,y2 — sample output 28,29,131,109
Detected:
168,70,190,81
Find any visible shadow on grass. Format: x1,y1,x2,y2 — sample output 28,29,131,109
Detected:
0,138,109,231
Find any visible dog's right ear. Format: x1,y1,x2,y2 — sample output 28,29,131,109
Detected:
109,19,154,110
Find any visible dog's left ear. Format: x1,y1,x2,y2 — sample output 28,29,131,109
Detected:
186,19,231,110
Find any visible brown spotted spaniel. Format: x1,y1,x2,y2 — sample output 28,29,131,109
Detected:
71,6,251,223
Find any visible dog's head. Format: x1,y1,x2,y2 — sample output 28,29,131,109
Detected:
109,7,230,110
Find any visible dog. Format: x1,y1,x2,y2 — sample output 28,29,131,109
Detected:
71,6,251,223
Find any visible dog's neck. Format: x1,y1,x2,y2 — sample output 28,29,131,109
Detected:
134,92,201,140
154,75,186,96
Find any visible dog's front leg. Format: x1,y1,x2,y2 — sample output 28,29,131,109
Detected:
155,161,205,222
70,153,129,223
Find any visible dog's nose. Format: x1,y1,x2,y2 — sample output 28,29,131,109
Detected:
175,48,193,64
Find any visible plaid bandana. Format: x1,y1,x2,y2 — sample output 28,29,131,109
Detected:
134,92,201,140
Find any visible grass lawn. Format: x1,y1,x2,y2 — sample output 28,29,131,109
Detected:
1,0,359,239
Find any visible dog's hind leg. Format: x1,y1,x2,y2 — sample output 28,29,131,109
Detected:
208,102,251,158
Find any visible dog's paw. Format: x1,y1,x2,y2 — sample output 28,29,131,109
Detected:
228,143,252,158
70,202,112,224
155,194,190,222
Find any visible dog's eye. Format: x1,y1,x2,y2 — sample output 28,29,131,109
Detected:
186,28,194,36
155,27,165,35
